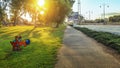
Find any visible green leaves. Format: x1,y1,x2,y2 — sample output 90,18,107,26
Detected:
42,0,73,27
9,0,73,27
75,27,120,53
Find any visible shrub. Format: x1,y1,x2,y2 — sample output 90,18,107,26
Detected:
74,27,120,53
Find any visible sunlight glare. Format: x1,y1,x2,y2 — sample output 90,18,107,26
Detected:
40,11,44,15
38,0,45,6
21,13,32,22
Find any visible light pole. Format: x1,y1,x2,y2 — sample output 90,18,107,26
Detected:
86,11,93,20
78,0,81,24
78,0,81,15
100,3,109,24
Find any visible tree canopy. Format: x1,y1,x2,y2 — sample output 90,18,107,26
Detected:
109,15,120,22
0,0,9,26
5,0,74,27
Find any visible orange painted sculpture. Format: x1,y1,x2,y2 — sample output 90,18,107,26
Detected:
10,36,30,51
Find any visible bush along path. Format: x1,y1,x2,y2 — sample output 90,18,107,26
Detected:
74,27,120,53
55,26,120,68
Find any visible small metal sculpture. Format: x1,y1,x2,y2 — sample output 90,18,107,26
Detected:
10,36,30,51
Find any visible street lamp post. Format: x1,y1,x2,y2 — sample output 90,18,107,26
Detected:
86,11,93,20
78,0,81,15
78,0,81,24
100,3,109,24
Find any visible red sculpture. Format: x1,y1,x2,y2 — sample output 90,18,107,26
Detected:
10,36,30,51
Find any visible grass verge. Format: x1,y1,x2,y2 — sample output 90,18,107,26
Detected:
0,25,66,68
74,27,120,52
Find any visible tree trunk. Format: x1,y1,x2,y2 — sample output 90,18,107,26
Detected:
2,20,7,26
55,23,60,28
13,16,17,26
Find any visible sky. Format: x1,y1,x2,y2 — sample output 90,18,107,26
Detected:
72,0,120,20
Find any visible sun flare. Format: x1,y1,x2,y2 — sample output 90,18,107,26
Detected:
40,11,44,15
38,0,45,6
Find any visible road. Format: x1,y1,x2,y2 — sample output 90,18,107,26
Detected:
55,26,120,68
75,25,120,35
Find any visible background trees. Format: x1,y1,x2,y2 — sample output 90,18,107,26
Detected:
0,0,74,27
10,0,25,26
109,15,120,22
0,0,9,26
43,0,72,27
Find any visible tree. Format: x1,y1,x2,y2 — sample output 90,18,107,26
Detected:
0,0,9,26
42,0,72,27
9,0,74,27
94,19,105,23
109,15,120,22
10,0,44,26
10,0,26,26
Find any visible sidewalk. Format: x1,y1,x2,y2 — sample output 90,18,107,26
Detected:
55,26,120,68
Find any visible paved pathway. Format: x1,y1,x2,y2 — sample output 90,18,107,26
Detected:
55,26,120,68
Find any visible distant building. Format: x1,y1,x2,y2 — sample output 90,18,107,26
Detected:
67,12,79,25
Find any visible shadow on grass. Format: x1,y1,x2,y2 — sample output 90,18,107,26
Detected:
0,27,42,60
18,27,41,38
0,26,64,68
18,27,35,37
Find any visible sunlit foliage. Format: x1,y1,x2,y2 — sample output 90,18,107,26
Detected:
0,0,9,26
10,0,73,27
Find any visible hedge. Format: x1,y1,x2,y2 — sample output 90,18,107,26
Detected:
74,27,120,52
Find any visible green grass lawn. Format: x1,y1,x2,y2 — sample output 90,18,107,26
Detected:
0,25,65,68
